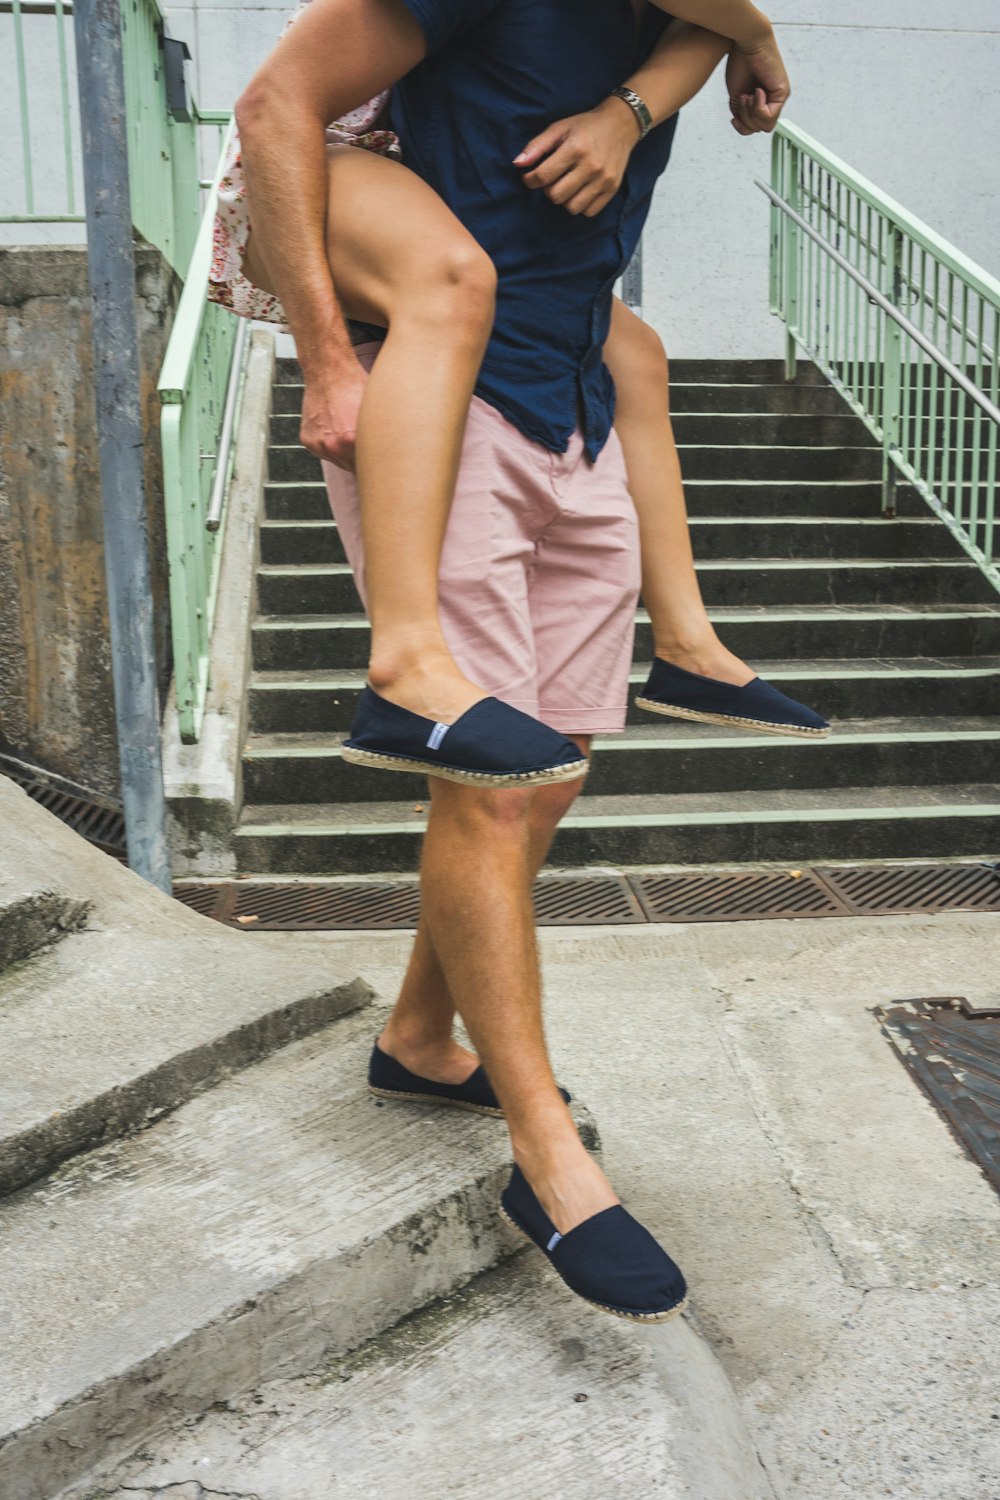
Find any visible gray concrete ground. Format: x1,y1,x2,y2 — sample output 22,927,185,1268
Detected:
271,912,1000,1498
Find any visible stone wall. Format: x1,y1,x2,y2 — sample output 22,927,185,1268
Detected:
0,243,182,798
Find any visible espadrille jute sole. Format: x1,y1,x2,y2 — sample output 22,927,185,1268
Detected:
498,1204,688,1324
633,696,830,739
341,745,590,785
368,1083,504,1117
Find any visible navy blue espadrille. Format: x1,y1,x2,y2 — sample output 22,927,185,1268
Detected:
499,1164,688,1323
342,686,590,786
368,1043,571,1117
635,658,830,738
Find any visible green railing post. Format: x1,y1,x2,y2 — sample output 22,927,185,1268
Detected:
881,226,903,519
783,138,799,382
757,120,1000,597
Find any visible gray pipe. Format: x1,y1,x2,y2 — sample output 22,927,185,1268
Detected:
73,0,172,892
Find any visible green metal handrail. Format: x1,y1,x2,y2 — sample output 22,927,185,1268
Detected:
159,116,249,743
763,120,1000,594
1,0,210,274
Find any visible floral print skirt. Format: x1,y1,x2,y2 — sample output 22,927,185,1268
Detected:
208,0,401,332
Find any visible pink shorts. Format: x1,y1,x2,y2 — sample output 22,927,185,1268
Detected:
322,343,641,736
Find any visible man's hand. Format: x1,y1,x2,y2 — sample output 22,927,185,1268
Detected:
514,97,639,218
725,26,789,134
299,360,368,472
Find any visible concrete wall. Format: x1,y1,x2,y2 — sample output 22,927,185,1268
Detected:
0,245,181,797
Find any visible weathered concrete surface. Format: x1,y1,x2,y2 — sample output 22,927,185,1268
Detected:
74,1256,772,1500
163,329,274,877
265,910,1000,1497
0,1003,599,1500
0,773,373,1195
0,242,181,797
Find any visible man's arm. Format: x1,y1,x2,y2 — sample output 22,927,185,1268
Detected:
516,20,728,218
234,0,427,393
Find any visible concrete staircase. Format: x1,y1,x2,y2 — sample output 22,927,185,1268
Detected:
0,775,603,1499
237,358,1000,874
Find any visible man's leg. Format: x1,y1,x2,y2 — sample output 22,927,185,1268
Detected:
378,739,589,1084
409,763,619,1235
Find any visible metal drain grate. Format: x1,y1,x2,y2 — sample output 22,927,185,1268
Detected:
534,875,644,926
820,862,1000,915
175,880,423,929
877,998,1000,1196
173,861,1000,931
628,868,848,923
0,752,126,856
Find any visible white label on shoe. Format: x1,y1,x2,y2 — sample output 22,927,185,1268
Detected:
427,722,449,751
546,1231,563,1252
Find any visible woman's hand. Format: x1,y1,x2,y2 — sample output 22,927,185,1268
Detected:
725,25,790,134
299,358,368,471
513,96,641,218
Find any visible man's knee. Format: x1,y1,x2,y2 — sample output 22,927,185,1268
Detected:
430,780,535,841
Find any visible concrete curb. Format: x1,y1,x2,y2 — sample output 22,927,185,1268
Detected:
0,771,375,1195
0,1006,600,1500
163,327,275,876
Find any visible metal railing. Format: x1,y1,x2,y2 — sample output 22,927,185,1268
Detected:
1,0,224,273
158,116,250,743
761,120,1000,594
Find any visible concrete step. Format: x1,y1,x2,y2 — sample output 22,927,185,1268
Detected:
270,375,846,416
258,515,959,568
265,475,927,522
266,440,885,484
272,355,832,385
0,888,91,974
251,605,1000,673
255,558,997,617
0,775,372,1199
247,658,1000,734
68,1255,768,1500
240,717,1000,806
235,784,1000,873
0,1004,599,1500
269,407,875,449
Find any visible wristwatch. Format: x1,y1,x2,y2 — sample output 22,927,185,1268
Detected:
610,85,653,140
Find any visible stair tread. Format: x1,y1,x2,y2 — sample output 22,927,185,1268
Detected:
257,556,974,576
253,603,1000,629
0,1006,551,1464
250,656,1000,688
243,716,1000,758
238,782,1000,834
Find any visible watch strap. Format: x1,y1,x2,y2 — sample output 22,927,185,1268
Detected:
611,85,653,140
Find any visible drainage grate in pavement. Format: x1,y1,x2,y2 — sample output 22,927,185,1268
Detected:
534,875,644,926
0,752,126,856
877,998,1000,1197
819,862,1000,914
174,862,1000,930
628,868,848,922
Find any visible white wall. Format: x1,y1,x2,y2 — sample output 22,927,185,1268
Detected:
644,1,1000,354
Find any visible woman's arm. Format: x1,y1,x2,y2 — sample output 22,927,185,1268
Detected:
642,0,790,135
516,20,728,218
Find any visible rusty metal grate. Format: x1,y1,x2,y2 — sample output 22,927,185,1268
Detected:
877,998,1000,1197
819,862,1000,914
173,862,1000,932
534,875,644,926
0,751,126,857
628,868,848,922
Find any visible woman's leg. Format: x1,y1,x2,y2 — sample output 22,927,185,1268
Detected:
604,296,754,685
245,146,495,725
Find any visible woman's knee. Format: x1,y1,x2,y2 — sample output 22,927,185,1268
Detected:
407,238,497,341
